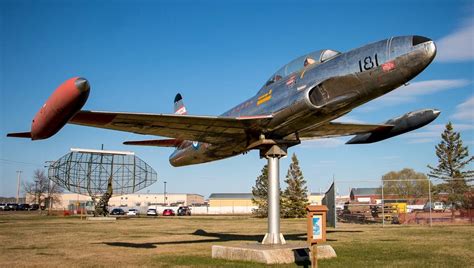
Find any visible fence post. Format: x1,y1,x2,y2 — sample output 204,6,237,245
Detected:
381,181,384,228
428,178,432,227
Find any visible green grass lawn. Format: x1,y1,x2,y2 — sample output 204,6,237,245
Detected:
0,212,472,267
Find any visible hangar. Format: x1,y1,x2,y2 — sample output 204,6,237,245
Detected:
208,192,326,207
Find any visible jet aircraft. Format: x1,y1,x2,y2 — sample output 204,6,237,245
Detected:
8,35,439,167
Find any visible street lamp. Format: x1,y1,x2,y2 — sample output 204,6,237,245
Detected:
16,171,22,204
45,161,54,212
35,178,39,205
164,181,167,206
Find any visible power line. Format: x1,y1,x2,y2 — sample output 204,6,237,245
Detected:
0,158,43,167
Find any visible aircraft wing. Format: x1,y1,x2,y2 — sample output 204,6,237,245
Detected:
295,122,394,140
70,110,273,144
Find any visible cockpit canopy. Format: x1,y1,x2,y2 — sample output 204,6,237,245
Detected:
263,49,341,88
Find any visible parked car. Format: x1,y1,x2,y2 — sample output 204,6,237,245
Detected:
6,203,18,211
162,209,175,216
0,203,7,211
177,206,191,216
127,209,139,216
110,208,125,215
18,204,31,211
423,202,446,212
146,208,158,216
30,204,39,211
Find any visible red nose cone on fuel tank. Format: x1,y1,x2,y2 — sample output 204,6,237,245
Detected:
31,77,90,140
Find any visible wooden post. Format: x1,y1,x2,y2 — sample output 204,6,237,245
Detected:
311,244,318,268
306,205,328,268
470,208,472,225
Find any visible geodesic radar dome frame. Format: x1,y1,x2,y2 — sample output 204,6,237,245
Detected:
48,148,157,196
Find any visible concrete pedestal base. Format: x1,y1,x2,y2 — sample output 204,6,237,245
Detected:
86,216,116,221
212,243,336,264
261,233,286,245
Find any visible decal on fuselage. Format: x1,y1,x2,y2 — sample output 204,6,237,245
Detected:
257,89,272,105
175,106,187,115
382,61,396,72
358,53,380,72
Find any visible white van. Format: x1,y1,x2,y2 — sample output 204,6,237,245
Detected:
433,202,445,212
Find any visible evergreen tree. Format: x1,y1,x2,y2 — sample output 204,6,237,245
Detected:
427,122,473,210
252,164,269,217
282,153,309,218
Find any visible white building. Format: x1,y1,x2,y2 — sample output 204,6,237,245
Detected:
49,193,204,210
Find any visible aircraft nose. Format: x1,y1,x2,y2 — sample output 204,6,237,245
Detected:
412,35,432,46
412,35,437,62
425,40,437,62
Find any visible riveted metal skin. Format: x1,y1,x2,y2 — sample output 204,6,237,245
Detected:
171,36,436,166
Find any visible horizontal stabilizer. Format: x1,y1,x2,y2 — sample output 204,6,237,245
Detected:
6,132,32,138
123,139,183,147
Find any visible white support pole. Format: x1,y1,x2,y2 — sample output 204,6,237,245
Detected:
261,145,286,245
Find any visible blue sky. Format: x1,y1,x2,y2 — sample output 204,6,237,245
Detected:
1,0,473,197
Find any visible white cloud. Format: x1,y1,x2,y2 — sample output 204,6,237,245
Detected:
436,18,474,62
408,138,436,144
333,115,365,124
319,160,336,164
358,79,469,111
380,79,470,103
381,155,401,160
426,123,474,132
404,123,474,143
452,95,474,122
301,138,346,148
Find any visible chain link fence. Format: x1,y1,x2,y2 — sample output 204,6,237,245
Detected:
323,178,473,227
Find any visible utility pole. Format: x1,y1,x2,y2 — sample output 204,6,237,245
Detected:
44,161,54,213
16,171,22,204
164,181,167,206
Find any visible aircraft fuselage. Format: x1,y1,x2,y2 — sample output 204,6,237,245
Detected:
169,36,437,166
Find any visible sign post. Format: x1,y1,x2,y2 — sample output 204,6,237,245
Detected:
307,205,328,268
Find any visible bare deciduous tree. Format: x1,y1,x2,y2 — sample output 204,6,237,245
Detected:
23,169,63,214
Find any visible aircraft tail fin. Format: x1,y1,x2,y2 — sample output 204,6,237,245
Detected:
123,139,183,147
174,93,187,115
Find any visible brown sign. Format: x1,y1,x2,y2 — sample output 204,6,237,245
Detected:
306,205,328,245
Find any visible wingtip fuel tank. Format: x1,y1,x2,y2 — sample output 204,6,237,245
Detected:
346,109,441,144
30,77,90,140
